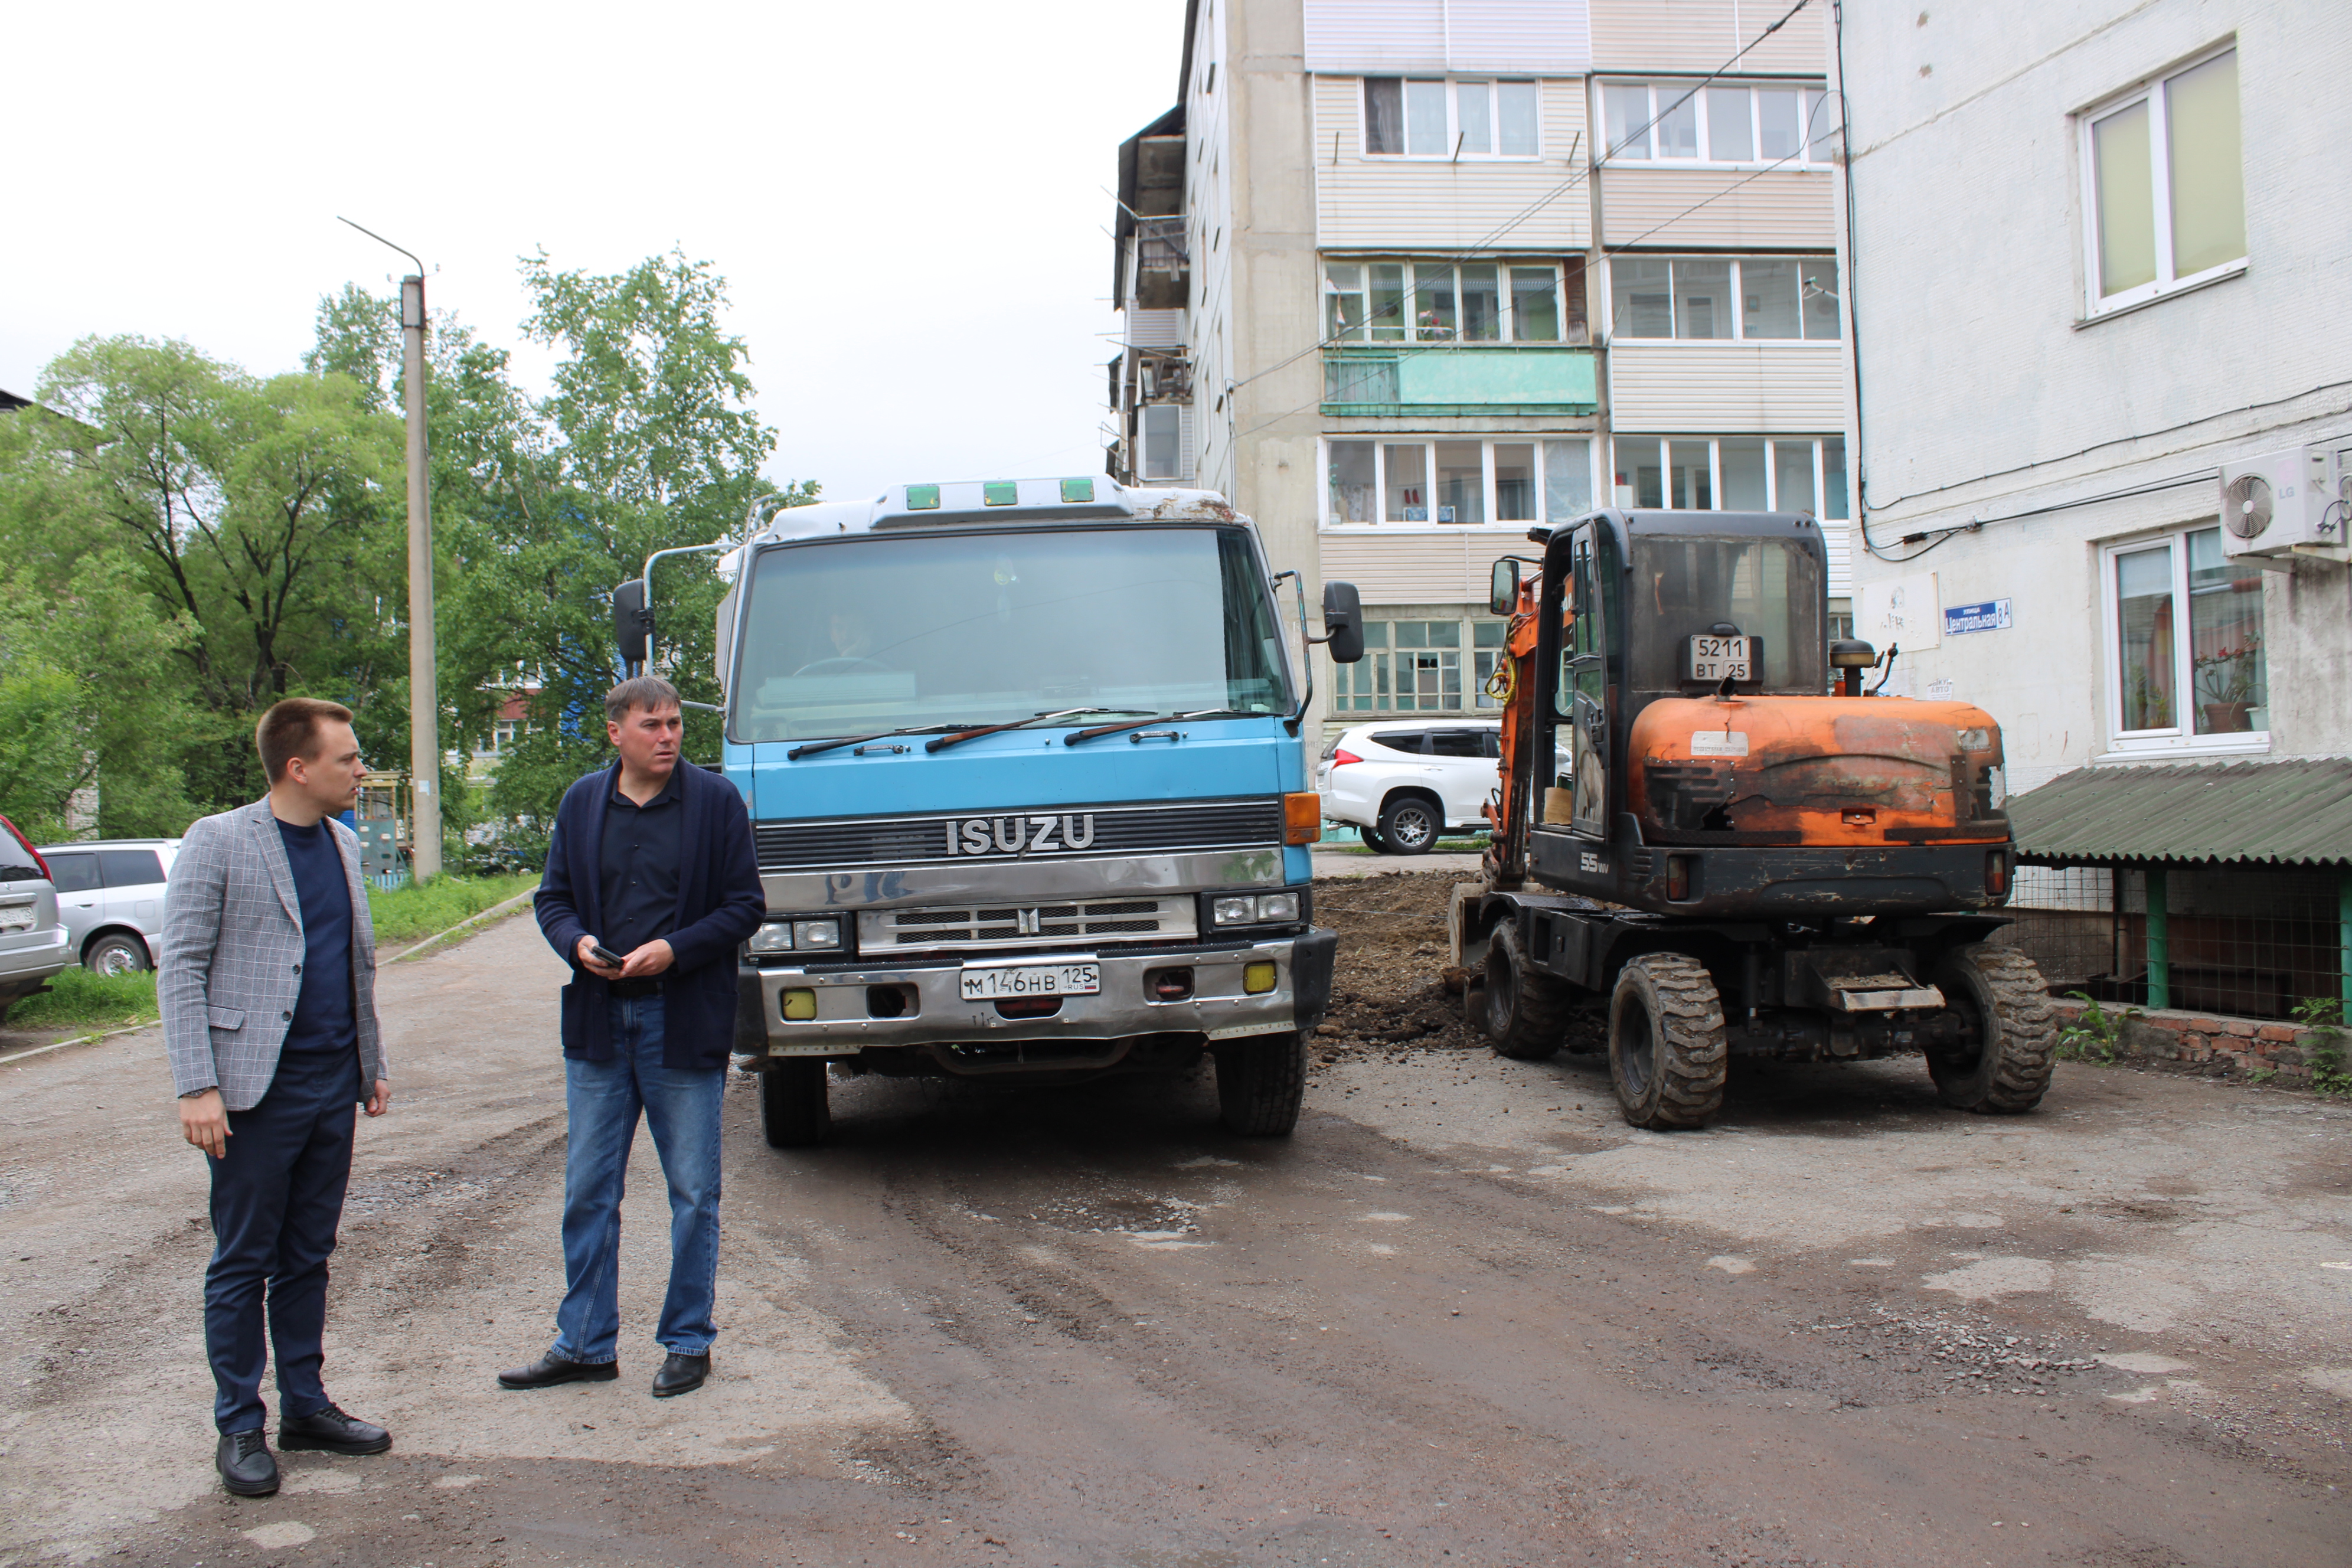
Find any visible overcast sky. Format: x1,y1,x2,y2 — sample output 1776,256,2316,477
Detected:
3,0,1187,503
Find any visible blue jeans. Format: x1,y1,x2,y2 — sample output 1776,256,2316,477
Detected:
204,1047,361,1432
552,994,724,1363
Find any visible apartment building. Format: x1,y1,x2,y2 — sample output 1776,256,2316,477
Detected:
1106,0,1855,737
1835,3,2352,1019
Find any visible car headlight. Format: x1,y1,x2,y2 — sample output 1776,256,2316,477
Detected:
1211,892,1304,926
748,922,794,953
793,918,842,950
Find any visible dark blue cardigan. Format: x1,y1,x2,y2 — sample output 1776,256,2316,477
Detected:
535,759,765,1069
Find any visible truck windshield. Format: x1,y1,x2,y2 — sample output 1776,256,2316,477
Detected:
1626,535,1824,691
732,526,1291,742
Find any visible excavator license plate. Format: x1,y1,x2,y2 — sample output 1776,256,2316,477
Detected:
1689,635,1754,682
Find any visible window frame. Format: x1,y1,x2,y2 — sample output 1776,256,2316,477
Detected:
1322,435,1598,530
1328,612,1517,715
1605,254,1842,342
2098,524,2271,757
1600,79,1832,168
1361,77,1543,161
1324,257,1577,344
2076,44,2246,319
1606,435,1850,520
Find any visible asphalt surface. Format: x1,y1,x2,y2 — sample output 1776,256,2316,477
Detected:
2,908,2348,1566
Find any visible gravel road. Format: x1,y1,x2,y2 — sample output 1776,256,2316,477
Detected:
2,891,2347,1567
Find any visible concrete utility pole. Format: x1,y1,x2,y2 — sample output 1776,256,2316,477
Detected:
398,273,443,880
344,217,443,881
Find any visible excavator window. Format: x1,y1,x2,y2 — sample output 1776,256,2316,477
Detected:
1623,535,1823,695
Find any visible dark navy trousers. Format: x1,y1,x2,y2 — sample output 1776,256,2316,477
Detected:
203,1047,362,1433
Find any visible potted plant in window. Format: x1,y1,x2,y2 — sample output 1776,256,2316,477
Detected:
2193,638,2260,733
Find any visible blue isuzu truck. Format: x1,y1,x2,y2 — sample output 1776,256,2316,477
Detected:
614,476,1364,1147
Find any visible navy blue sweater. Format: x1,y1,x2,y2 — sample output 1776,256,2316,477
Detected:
534,760,765,1069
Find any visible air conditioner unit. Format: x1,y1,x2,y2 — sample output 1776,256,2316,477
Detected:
2216,446,2346,561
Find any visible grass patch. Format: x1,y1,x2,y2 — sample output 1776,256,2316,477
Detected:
367,872,539,949
7,967,159,1033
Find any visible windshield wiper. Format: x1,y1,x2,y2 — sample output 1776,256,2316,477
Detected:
924,708,1155,754
786,723,991,761
1061,708,1254,746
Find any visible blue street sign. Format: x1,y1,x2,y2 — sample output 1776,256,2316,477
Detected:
1944,599,2013,635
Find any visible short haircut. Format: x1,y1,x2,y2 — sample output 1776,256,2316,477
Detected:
256,698,355,782
605,675,682,724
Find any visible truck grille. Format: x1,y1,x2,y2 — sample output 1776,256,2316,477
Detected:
755,798,1283,872
857,897,1198,955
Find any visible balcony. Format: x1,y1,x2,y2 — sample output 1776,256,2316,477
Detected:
1322,345,1596,417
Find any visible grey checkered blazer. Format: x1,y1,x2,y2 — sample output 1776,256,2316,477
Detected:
161,800,384,1110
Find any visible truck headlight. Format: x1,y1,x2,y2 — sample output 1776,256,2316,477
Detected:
1211,891,1304,926
793,919,843,950
748,922,794,953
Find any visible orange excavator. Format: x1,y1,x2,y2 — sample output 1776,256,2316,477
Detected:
1456,509,2056,1128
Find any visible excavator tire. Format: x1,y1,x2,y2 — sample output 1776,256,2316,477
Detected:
1216,1031,1306,1136
1484,922,1573,1060
1608,954,1728,1130
759,1059,831,1148
1927,945,2057,1114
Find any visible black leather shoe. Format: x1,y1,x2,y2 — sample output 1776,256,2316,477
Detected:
216,1429,279,1497
279,1402,391,1455
651,1352,710,1398
498,1351,620,1390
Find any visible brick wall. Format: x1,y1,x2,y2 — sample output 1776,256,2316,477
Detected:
2047,996,2339,1083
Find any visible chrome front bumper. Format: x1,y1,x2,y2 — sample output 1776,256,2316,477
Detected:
743,929,1337,1059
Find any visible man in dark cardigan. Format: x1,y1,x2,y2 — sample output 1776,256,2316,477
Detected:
499,676,764,1399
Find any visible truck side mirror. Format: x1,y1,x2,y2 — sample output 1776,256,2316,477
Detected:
1319,580,1365,663
612,579,652,667
1490,558,1520,616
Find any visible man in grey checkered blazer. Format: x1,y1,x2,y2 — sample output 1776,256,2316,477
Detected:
162,698,394,1498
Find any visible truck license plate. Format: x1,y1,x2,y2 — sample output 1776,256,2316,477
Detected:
961,962,1100,1001
1690,635,1754,682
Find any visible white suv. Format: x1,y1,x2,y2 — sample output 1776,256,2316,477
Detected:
1315,722,1502,854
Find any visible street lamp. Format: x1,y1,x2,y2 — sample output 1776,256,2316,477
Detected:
339,217,443,881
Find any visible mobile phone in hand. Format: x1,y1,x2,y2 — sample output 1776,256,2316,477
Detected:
590,943,626,967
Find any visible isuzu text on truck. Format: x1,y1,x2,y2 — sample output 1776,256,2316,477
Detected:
610,477,1365,1147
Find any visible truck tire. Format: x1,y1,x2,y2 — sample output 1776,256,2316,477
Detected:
1608,955,1727,1130
86,932,151,977
1216,1031,1305,1136
1377,795,1441,855
1485,923,1572,1060
1927,945,2057,1114
759,1059,831,1148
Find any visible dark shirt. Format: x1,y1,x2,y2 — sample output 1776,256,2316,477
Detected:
275,818,356,1056
598,765,683,955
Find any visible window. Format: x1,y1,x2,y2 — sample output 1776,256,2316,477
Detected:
1364,78,1540,158
1609,436,1850,519
1331,615,1513,713
2081,47,2243,313
1325,259,1584,344
2103,525,2266,747
1325,436,1594,526
1604,81,1834,165
1141,403,1184,480
97,850,165,887
45,852,100,894
1608,256,1841,340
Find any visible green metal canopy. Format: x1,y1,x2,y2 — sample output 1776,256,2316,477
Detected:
2008,757,2352,867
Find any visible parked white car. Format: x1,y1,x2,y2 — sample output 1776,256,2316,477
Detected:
37,839,181,976
1315,722,1504,854
0,815,71,1023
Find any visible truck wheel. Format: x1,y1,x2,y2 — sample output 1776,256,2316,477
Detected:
1485,923,1572,1060
1608,955,1727,1130
1928,945,2057,1114
1377,795,1440,855
1216,1031,1305,1136
86,932,151,977
759,1059,831,1148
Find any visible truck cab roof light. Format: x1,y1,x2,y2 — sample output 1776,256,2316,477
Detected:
982,480,1018,506
1060,477,1095,503
904,484,940,510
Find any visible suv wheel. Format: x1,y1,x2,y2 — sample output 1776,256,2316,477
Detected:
86,933,152,978
1377,795,1441,855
